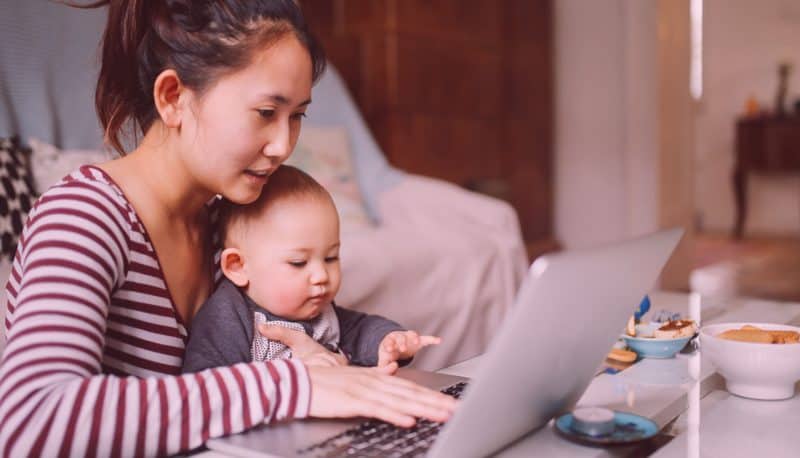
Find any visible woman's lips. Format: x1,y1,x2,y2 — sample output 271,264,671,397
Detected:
244,169,268,184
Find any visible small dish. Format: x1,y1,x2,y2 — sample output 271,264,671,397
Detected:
621,333,695,359
554,411,659,446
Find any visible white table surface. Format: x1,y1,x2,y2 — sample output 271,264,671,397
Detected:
197,291,800,457
651,385,800,458
437,291,800,458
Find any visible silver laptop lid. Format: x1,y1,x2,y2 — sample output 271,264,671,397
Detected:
428,228,683,458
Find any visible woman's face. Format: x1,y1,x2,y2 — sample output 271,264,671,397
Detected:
181,34,313,204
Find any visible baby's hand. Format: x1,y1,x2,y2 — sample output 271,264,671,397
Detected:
377,331,441,370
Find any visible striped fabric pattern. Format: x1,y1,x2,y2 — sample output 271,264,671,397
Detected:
0,166,311,457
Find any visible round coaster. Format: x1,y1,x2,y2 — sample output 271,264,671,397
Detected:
554,411,659,446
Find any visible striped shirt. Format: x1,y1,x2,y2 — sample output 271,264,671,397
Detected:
0,165,311,457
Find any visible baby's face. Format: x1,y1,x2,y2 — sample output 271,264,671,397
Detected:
239,196,341,320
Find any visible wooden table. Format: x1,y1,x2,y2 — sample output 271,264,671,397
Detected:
733,115,800,238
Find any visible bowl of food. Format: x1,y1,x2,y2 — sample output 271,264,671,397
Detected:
700,323,800,400
621,319,697,359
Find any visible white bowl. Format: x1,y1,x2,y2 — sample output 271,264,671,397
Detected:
700,323,800,400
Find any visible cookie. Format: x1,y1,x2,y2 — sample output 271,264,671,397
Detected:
608,348,637,363
767,330,800,344
625,316,636,337
717,327,800,344
654,319,696,339
717,329,774,344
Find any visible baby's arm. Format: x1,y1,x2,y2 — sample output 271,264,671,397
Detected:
333,305,404,366
182,282,253,372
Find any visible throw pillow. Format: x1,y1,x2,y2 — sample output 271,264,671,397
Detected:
0,137,35,260
287,126,373,230
28,138,112,194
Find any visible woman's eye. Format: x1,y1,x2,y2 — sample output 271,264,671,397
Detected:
291,112,307,121
257,109,276,119
288,261,307,268
325,256,339,263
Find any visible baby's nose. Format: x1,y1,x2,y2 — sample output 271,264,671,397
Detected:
310,265,329,284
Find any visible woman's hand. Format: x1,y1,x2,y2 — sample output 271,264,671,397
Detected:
306,364,458,427
258,324,348,367
260,324,457,427
377,331,441,368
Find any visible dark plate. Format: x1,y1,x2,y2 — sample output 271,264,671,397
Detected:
554,411,659,446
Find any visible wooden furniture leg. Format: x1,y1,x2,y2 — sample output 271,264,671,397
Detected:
733,165,747,239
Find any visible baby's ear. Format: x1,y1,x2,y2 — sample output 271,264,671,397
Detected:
220,247,249,287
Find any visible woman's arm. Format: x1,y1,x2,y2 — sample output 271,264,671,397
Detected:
257,325,458,427
0,179,309,456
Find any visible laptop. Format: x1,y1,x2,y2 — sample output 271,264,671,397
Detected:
207,228,684,457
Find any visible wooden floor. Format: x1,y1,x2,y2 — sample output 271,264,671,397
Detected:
694,233,800,302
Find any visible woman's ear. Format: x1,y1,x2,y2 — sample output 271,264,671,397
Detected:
220,247,249,288
152,69,185,129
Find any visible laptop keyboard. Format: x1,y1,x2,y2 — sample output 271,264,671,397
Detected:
297,381,468,458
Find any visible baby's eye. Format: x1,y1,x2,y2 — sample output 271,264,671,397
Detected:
257,109,276,119
288,260,307,268
325,256,339,263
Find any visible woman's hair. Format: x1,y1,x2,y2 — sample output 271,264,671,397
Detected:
71,0,325,154
218,165,334,246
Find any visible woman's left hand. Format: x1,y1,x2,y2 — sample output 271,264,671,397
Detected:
258,324,348,367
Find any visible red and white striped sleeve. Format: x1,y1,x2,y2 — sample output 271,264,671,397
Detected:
0,178,311,457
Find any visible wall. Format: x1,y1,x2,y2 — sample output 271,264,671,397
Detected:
301,0,554,244
657,0,695,290
555,0,694,289
554,0,659,249
695,0,800,235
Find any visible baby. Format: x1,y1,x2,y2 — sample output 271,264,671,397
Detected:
183,165,438,373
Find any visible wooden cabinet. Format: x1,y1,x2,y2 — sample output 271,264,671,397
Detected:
302,0,554,244
733,115,800,238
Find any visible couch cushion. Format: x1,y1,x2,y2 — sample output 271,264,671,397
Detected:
28,138,111,194
287,126,373,231
0,257,11,353
0,137,34,260
304,66,405,222
0,2,106,149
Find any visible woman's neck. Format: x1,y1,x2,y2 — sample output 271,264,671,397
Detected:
104,125,214,226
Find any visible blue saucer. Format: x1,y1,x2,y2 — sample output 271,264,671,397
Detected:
554,411,658,446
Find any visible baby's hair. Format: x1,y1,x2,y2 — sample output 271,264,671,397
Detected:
218,165,334,246
69,0,325,154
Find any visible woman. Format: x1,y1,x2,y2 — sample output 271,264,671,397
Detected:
0,1,456,456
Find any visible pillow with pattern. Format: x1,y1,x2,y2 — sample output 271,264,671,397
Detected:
28,138,111,194
287,126,373,230
0,137,35,260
